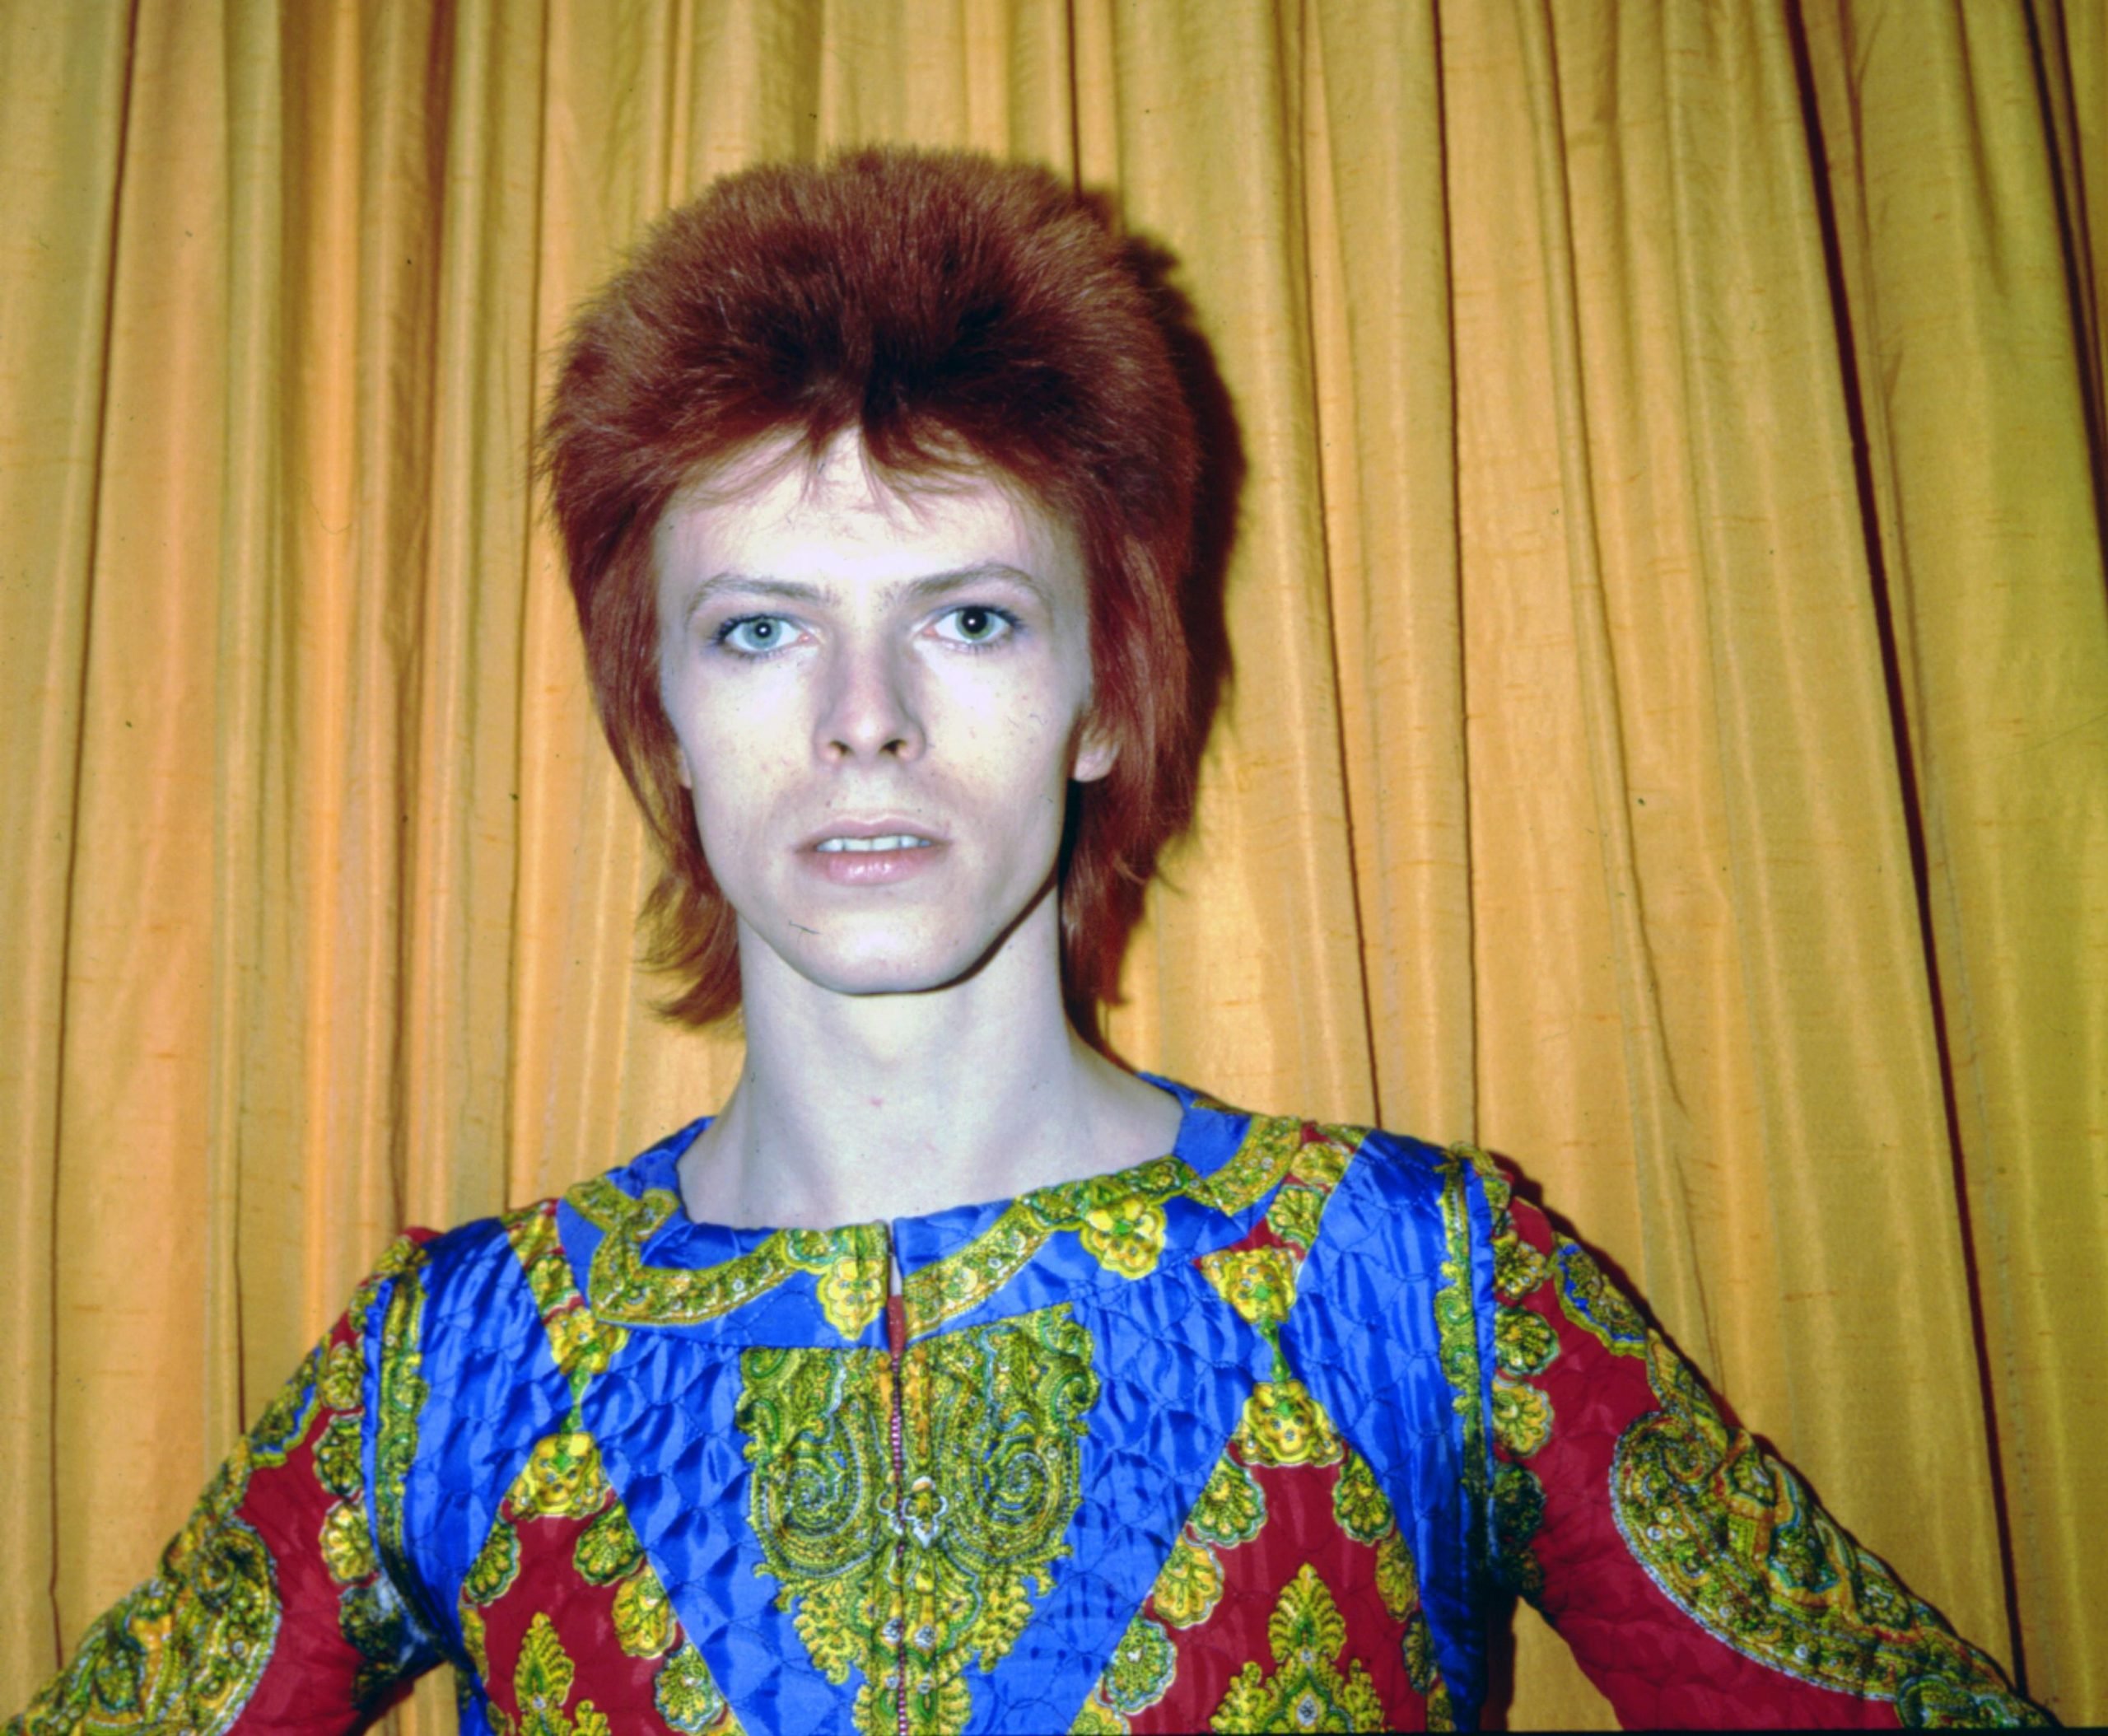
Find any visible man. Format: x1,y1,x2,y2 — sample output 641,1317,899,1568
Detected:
10,149,2046,1734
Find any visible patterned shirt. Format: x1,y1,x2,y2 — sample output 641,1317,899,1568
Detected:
8,1081,2048,1732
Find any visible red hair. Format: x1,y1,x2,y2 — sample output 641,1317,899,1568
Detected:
541,148,1201,1029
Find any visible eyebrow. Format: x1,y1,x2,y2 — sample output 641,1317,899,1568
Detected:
680,562,1054,623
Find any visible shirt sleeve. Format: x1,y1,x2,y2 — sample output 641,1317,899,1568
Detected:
1464,1150,2053,1730
7,1234,448,1736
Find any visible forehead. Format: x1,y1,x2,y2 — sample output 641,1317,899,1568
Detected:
651,434,1080,598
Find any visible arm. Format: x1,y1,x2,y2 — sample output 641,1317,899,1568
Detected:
7,1235,446,1735
1468,1153,2050,1729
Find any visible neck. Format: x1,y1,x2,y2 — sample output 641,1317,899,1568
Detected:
679,890,1181,1228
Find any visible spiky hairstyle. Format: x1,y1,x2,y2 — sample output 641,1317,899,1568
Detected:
541,147,1201,1026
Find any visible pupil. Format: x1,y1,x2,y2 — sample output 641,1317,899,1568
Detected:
960,608,989,637
752,620,774,643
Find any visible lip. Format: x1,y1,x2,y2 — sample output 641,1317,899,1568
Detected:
797,815,948,849
798,818,949,888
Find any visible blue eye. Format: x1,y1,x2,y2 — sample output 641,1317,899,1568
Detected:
716,615,795,655
931,605,1017,647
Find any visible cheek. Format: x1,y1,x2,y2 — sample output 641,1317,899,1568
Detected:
674,698,793,842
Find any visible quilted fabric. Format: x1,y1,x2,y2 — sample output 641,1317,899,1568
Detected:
7,1081,2050,1734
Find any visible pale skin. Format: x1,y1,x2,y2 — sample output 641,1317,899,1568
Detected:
652,432,1183,1232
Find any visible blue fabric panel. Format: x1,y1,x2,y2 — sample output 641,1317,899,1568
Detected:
399,1216,573,1650
586,1336,854,1736
972,1272,1268,1732
1290,1131,1489,1729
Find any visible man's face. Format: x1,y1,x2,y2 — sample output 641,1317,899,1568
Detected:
653,435,1112,1001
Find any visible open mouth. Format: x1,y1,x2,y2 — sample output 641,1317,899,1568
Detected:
814,835,935,853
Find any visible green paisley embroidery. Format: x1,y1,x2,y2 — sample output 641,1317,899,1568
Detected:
1492,1461,1546,1598
1187,1454,1267,1548
1098,1611,1177,1715
1613,1334,2047,1726
320,1496,378,1584
1330,1450,1396,1545
1493,1303,1557,1378
1210,1565,1387,1734
572,1176,888,1339
1490,1375,1552,1459
13,1235,445,1736
373,1262,431,1583
575,1501,646,1585
1262,1183,1325,1252
1197,1245,1300,1332
906,1160,1193,1331
613,1564,677,1658
506,1201,631,1403
737,1306,1100,1736
1233,1379,1344,1469
1150,1536,1225,1628
313,1410,363,1500
655,1641,740,1733
249,1344,323,1465
464,1514,523,1604
1069,1697,1129,1735
1401,1608,1438,1696
512,1611,613,1736
319,1337,366,1414
1553,1235,1647,1356
1189,1116,1308,1215
508,1429,613,1521
7,1448,277,1736
1493,1222,1550,1304
906,1120,1371,1336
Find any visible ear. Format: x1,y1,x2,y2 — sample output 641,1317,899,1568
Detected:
674,744,695,790
1072,718,1118,785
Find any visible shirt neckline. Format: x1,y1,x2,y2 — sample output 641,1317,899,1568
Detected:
558,1076,1322,1340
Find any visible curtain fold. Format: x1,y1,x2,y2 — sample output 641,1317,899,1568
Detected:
2,2,2100,1727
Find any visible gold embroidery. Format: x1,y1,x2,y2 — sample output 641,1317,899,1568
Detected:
1232,1379,1343,1469
1328,1452,1394,1546
903,1160,1193,1332
1490,1375,1552,1458
1210,1566,1386,1734
1197,1245,1300,1332
655,1642,742,1734
1150,1536,1226,1628
464,1514,522,1605
320,1496,379,1583
6,1449,277,1736
506,1202,629,1402
571,1177,889,1339
512,1612,612,1736
1613,1336,2048,1725
511,1430,613,1521
1094,1610,1177,1717
736,1308,1099,1736
1552,1234,1646,1356
1188,1454,1267,1548
574,1502,644,1585
613,1565,677,1659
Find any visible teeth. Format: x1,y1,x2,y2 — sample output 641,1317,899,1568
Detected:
816,835,933,853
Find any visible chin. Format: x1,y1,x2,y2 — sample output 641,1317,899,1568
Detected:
765,917,999,1000
795,950,991,1000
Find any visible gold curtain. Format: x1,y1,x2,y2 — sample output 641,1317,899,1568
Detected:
2,2,2101,1728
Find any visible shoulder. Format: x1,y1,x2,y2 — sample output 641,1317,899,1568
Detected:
1205,1102,1495,1259
367,1118,705,1330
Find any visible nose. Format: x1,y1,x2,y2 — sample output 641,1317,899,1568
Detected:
814,634,925,762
